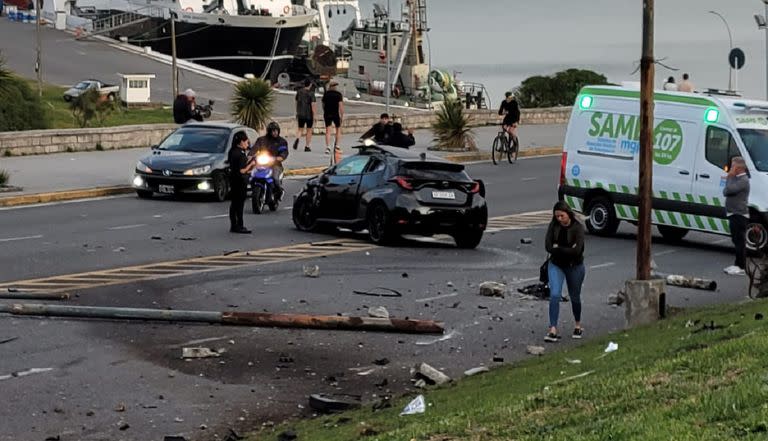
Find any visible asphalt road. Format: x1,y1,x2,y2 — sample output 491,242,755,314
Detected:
0,157,751,441
0,21,388,117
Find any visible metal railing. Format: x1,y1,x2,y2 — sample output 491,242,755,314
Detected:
82,5,166,38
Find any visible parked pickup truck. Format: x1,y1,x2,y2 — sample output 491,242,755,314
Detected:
63,79,120,102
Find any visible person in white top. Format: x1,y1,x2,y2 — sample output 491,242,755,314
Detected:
678,73,695,93
663,76,678,91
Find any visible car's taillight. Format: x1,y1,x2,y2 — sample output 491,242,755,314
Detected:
469,181,481,194
559,151,568,186
390,176,413,190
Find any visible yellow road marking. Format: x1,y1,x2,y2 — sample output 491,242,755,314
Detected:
0,211,553,293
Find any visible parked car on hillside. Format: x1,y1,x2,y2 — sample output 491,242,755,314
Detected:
63,79,120,102
131,122,259,202
292,143,488,248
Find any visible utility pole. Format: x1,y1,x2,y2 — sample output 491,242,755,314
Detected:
637,0,654,281
385,0,391,114
35,0,42,97
170,12,179,98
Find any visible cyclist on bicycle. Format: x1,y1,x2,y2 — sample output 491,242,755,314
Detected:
498,91,521,142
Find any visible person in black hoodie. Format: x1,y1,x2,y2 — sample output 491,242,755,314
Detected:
544,201,586,342
360,113,393,144
386,122,415,149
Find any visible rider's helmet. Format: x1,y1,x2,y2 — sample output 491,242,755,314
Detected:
266,121,281,137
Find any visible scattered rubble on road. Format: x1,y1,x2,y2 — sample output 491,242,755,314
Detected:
607,291,625,306
479,281,506,298
520,238,533,244
353,288,403,297
412,363,451,386
302,265,320,278
526,345,546,356
464,366,489,377
308,393,362,413
182,347,224,359
367,306,390,319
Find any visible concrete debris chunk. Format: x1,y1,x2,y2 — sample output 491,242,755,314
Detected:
520,238,533,244
479,281,506,298
527,345,546,356
463,366,490,377
367,306,390,319
413,362,451,385
607,291,625,306
302,265,320,278
182,347,224,359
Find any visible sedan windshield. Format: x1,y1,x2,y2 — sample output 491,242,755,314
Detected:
737,129,768,172
158,127,230,154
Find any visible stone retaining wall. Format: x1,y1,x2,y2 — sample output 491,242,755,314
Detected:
0,107,571,156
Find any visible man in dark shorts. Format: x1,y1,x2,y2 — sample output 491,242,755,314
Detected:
293,78,316,152
322,81,344,155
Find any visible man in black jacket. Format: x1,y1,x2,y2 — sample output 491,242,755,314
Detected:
173,89,202,124
361,113,393,144
386,123,415,149
251,121,289,200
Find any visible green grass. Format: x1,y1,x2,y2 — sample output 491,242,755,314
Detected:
35,81,172,128
248,300,768,441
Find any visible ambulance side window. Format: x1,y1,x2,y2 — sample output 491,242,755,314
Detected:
705,126,739,170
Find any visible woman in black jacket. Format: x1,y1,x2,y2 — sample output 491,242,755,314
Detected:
544,201,586,342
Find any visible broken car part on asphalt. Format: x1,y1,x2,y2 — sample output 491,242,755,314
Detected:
0,303,445,334
181,347,224,359
352,287,403,297
308,393,362,413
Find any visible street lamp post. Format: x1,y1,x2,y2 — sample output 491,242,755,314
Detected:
755,0,768,99
385,0,391,114
709,10,734,91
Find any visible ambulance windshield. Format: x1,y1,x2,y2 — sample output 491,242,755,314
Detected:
738,129,768,172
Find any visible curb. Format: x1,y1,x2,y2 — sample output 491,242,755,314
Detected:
0,186,134,207
0,147,564,207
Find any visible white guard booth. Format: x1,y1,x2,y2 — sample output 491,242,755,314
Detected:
117,73,156,105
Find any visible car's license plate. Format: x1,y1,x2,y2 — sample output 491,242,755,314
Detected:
158,184,175,194
432,191,456,200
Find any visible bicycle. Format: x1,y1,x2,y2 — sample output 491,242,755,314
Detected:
492,128,519,165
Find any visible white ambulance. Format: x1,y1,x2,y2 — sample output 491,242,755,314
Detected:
558,85,768,251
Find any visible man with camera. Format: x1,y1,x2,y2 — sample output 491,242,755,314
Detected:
173,89,213,124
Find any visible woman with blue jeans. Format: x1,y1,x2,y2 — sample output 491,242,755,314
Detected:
544,201,586,342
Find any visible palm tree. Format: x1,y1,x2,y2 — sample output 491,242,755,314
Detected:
431,98,476,151
231,78,275,130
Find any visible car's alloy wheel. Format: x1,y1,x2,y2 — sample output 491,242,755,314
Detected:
212,173,228,202
292,194,318,231
368,204,394,245
747,221,768,252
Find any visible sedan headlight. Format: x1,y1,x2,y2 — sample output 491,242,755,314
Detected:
136,161,152,173
183,165,212,176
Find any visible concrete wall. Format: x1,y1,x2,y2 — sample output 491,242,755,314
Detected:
0,107,572,156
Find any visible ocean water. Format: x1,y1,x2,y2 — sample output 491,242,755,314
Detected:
442,39,768,107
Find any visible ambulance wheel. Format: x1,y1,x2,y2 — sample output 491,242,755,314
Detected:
585,196,619,236
658,225,689,242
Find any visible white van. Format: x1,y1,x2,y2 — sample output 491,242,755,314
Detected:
559,85,768,251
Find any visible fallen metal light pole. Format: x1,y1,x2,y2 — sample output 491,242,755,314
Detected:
0,292,70,301
0,304,445,334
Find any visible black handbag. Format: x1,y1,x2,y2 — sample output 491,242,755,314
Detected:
539,258,550,284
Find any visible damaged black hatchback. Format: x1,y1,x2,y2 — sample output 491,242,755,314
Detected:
292,144,488,248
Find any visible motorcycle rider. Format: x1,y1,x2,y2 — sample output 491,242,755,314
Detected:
251,121,289,201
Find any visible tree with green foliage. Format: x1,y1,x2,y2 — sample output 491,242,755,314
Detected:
431,98,476,151
70,88,101,128
95,97,118,127
515,69,609,108
231,78,274,131
0,52,51,132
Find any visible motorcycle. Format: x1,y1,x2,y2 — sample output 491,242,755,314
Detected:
249,151,283,214
192,99,215,121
